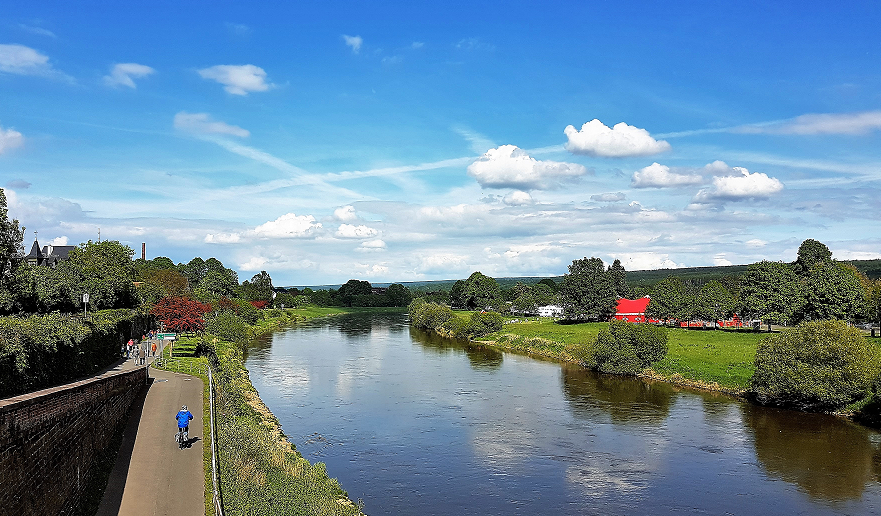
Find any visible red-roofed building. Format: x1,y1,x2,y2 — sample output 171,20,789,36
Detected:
613,297,660,323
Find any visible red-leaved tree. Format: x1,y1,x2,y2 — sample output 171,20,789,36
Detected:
151,296,211,333
250,300,268,309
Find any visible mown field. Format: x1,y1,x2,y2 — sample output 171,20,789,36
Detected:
487,318,769,392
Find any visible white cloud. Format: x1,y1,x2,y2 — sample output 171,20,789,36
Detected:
239,256,267,271
204,232,242,244
333,205,358,221
103,63,155,88
0,125,24,154
173,112,250,138
198,64,272,95
336,223,378,239
342,35,362,53
834,250,881,260
748,111,881,135
48,236,68,246
564,119,671,158
591,192,626,202
467,144,589,190
713,254,733,266
694,167,784,201
503,190,533,206
745,239,767,249
419,253,470,274
19,25,56,38
615,252,684,271
358,239,387,252
631,163,703,188
0,44,64,78
252,213,322,238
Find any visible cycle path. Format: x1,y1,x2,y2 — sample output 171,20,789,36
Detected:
96,366,205,516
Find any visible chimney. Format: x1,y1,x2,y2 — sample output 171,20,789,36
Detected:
142,243,146,260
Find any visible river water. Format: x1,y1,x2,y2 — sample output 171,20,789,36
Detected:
244,312,881,515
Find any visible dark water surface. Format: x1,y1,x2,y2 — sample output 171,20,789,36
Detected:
244,312,881,515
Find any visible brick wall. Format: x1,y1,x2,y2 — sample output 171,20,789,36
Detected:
0,366,148,516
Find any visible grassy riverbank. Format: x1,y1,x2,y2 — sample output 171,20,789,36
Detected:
486,318,768,392
156,306,365,516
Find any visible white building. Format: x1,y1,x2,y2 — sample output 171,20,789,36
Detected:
537,305,564,318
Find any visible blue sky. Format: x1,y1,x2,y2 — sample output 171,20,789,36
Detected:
2,1,880,285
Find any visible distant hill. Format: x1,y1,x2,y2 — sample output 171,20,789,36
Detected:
283,258,881,291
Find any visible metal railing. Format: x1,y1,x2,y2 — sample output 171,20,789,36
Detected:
150,357,224,516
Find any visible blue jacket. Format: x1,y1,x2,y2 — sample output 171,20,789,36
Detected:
176,410,193,428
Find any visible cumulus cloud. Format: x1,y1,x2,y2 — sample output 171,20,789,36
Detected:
713,254,733,266
615,252,684,271
103,63,155,88
239,256,267,271
336,223,378,238
198,64,273,95
173,112,250,138
748,111,881,135
48,236,68,246
204,232,242,244
252,213,322,238
467,144,589,190
745,239,767,249
694,167,784,201
0,125,24,154
0,44,68,80
591,192,626,202
503,190,533,206
333,205,358,221
564,119,671,158
631,163,703,188
342,35,362,53
358,239,386,251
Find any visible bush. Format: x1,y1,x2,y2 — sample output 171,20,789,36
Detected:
408,299,453,332
460,311,504,339
751,320,881,411
588,320,668,375
204,311,250,344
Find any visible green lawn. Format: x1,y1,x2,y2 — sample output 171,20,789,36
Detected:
487,319,769,392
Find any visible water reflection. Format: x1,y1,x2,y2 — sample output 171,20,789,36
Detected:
409,327,504,370
561,364,675,426
743,404,881,501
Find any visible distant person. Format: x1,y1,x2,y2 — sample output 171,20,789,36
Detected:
127,339,134,358
151,341,157,357
139,345,146,365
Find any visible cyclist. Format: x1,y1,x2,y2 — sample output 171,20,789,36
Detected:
176,405,193,445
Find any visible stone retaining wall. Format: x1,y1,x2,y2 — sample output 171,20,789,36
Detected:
0,366,148,516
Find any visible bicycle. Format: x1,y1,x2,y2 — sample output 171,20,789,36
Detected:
176,426,189,449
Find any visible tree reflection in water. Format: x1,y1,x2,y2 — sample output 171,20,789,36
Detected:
742,403,881,502
560,364,676,426
409,327,504,370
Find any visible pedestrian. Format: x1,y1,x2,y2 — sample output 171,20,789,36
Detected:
127,339,134,358
139,344,146,365
151,341,157,357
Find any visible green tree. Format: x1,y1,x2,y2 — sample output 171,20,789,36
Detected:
195,268,239,300
740,261,804,325
646,276,687,324
239,271,274,302
751,320,880,410
385,284,412,307
462,272,502,311
537,278,558,292
793,238,832,276
336,279,372,306
560,257,616,320
178,257,207,288
588,320,668,375
449,280,466,308
803,262,866,322
66,240,138,309
694,280,736,327
0,189,25,313
608,259,628,298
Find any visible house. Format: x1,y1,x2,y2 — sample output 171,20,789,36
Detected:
537,305,564,318
24,238,76,268
613,297,660,323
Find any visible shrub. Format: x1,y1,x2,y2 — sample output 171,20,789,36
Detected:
408,299,453,332
204,311,250,344
459,311,504,339
588,320,668,375
751,320,881,411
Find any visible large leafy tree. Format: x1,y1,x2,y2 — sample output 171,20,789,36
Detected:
449,280,466,308
65,240,138,309
0,188,25,313
740,261,804,325
385,284,412,307
560,257,617,320
803,262,866,322
646,276,687,324
793,238,832,276
608,259,628,298
178,257,207,289
693,280,736,326
336,279,371,306
462,271,502,310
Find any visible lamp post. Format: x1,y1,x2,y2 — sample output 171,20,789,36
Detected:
82,293,90,318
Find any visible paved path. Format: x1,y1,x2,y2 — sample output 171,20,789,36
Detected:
96,366,205,516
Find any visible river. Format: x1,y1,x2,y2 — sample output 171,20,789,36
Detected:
244,312,881,515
